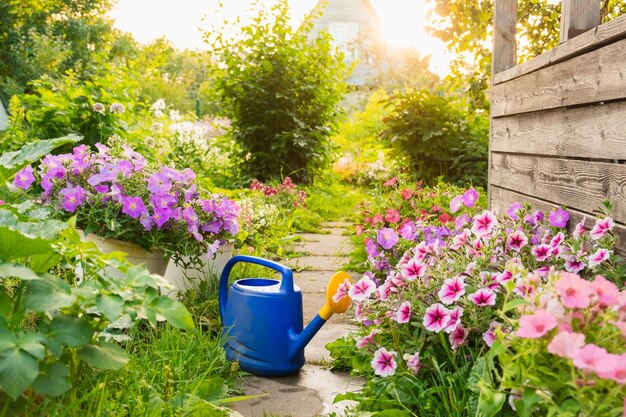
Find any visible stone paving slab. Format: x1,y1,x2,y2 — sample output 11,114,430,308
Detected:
285,256,350,271
232,364,362,417
322,222,353,228
293,234,352,256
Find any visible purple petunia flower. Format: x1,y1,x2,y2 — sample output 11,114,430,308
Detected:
152,208,172,230
121,196,147,219
147,171,172,195
13,165,36,189
548,208,569,228
59,185,87,212
506,202,523,220
461,189,479,207
377,227,399,250
398,221,417,240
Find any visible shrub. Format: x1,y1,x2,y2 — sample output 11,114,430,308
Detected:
380,89,489,187
208,0,349,183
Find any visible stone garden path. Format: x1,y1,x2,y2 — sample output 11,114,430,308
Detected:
232,222,363,417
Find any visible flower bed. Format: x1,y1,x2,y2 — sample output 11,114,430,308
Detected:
332,183,624,416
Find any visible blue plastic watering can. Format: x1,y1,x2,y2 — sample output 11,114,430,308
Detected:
219,255,352,376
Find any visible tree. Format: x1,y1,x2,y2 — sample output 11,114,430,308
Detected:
428,0,626,111
207,0,349,183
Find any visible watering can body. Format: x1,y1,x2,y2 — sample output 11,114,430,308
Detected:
219,255,350,377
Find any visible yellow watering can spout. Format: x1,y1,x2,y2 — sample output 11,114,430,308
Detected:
319,271,352,320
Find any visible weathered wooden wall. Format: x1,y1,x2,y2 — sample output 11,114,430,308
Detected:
490,3,626,252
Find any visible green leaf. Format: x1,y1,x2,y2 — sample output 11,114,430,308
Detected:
372,410,412,417
0,348,39,400
48,315,94,347
0,327,17,352
96,294,124,322
150,297,194,329
32,362,72,397
78,340,129,370
477,389,506,417
0,135,81,184
16,333,45,359
23,279,75,312
502,298,527,313
0,263,41,280
0,210,67,262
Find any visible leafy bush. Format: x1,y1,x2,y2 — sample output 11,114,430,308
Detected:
381,89,489,187
208,0,349,183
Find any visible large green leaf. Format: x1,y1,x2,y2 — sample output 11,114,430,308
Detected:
0,210,67,262
0,348,40,400
47,315,94,347
23,279,75,312
32,362,72,397
96,294,124,322
77,340,129,370
0,135,81,184
150,296,195,329
0,263,41,280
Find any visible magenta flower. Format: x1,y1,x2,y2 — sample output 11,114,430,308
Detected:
483,321,502,347
461,189,478,207
183,206,199,226
438,276,466,304
548,208,569,228
348,274,376,301
406,352,421,375
147,171,172,195
398,221,417,240
396,301,412,324
332,278,351,303
517,310,558,338
13,165,36,189
469,288,496,307
547,331,585,358
555,272,594,308
139,211,153,231
423,303,450,333
371,347,397,377
591,275,620,306
471,210,498,237
590,217,614,240
449,325,469,350
564,256,585,274
573,217,586,239
572,344,612,373
449,195,463,213
151,194,176,210
595,353,626,384
377,227,399,250
355,328,379,348
121,196,147,219
401,259,427,281
152,208,172,230
444,306,464,333
455,214,470,230
531,244,551,261
506,230,528,252
588,248,610,268
385,209,401,223
506,202,523,220
59,185,87,212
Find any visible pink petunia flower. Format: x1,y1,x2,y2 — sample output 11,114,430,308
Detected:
356,328,380,348
423,303,450,333
469,288,496,307
555,272,594,309
437,276,466,304
444,306,464,333
348,274,376,301
548,208,569,228
385,209,401,223
401,259,428,281
572,344,612,373
483,321,502,347
449,325,469,350
517,310,558,338
450,195,463,213
591,275,620,306
396,301,412,324
564,256,585,274
506,230,528,252
471,210,498,238
332,278,352,303
547,331,585,358
398,221,417,240
573,217,586,239
588,248,611,268
531,244,551,261
406,352,421,375
590,217,614,240
371,347,397,377
462,189,479,207
595,353,626,384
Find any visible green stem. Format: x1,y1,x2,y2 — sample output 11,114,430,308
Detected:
439,331,459,373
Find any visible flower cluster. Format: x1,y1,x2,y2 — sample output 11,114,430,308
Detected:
345,187,618,380
13,143,240,259
249,177,307,208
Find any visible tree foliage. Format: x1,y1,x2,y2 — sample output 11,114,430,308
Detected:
428,0,626,111
208,0,349,183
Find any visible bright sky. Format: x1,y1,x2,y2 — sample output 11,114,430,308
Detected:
109,0,453,76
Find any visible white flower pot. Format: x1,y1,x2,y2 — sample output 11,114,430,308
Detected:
163,241,235,296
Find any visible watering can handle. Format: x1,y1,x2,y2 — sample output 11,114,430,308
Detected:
219,255,295,319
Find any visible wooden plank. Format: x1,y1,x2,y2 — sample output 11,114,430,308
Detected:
494,14,626,85
490,153,626,222
491,37,626,117
560,0,601,43
490,185,626,254
492,0,518,74
491,100,626,158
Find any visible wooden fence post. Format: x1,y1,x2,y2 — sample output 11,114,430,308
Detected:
560,0,601,43
492,0,518,76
